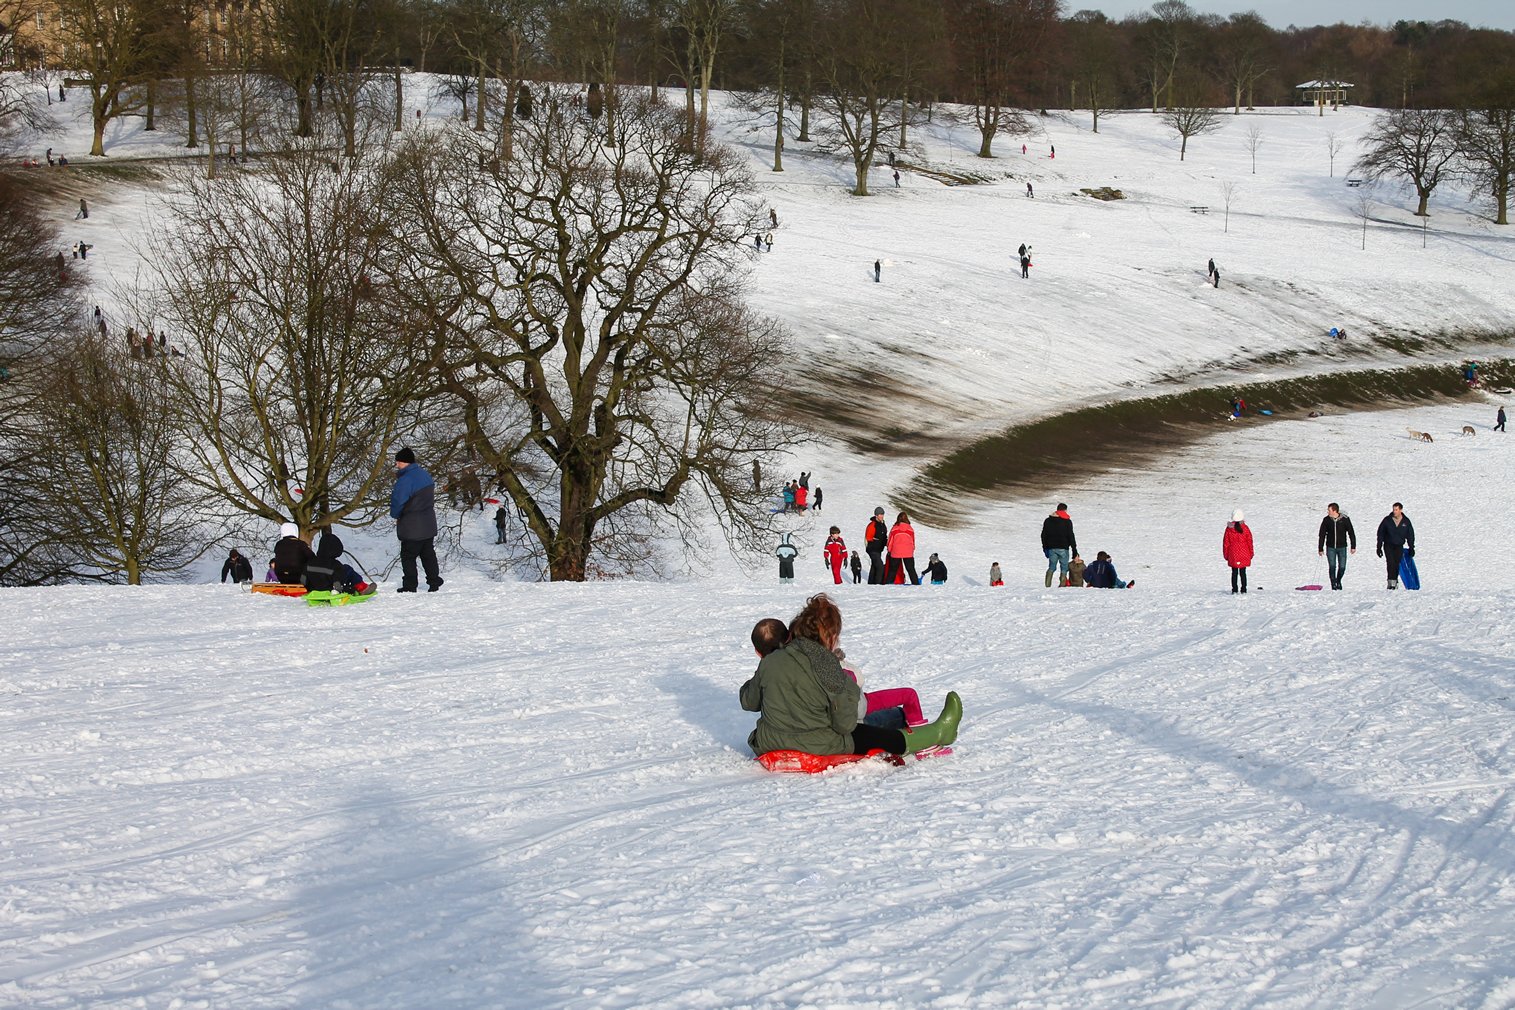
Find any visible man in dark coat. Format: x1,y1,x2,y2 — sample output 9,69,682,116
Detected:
1040,503,1077,587
864,506,888,584
220,549,253,584
1317,503,1357,590
494,506,508,544
1497,406,1507,432
391,447,443,592
1375,502,1415,590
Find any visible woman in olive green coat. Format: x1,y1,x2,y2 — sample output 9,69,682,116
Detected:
740,594,961,758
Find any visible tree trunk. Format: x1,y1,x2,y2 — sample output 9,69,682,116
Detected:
475,60,487,132
1416,190,1429,216
772,66,784,172
1092,105,1100,134
90,103,107,156
1234,83,1241,114
977,105,995,158
1497,176,1509,225
296,86,313,137
898,88,907,151
1179,134,1188,161
394,62,403,132
684,80,696,151
186,74,199,147
854,160,869,196
146,79,157,131
797,69,811,141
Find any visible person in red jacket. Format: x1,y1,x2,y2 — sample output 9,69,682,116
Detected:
794,483,808,510
1222,509,1255,594
822,527,847,585
884,512,920,585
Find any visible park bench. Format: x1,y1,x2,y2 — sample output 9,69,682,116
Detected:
1188,205,1209,215
1346,178,1364,187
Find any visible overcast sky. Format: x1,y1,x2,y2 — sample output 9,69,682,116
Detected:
1078,1,1515,31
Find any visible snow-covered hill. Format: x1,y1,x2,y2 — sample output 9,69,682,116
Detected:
7,82,1515,1008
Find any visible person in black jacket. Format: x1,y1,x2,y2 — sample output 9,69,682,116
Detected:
923,553,948,584
391,447,443,592
220,549,253,584
1375,502,1415,590
305,531,363,593
272,523,314,584
864,507,888,584
1040,504,1077,587
1317,503,1357,590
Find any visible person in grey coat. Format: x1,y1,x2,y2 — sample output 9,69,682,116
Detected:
390,447,443,592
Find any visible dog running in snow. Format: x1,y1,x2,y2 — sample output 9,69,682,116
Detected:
1407,428,1435,443
1462,425,1477,436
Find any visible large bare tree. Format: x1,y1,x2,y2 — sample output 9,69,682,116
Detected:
16,333,209,584
144,149,429,539
53,0,158,155
1355,107,1458,217
945,0,1053,158
812,0,913,195
383,87,796,580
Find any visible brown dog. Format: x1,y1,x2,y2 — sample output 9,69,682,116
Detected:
1407,428,1435,443
1462,425,1477,436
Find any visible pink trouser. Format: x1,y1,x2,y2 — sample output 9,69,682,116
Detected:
865,688,925,726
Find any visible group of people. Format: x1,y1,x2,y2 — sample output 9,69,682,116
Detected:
779,471,821,512
1222,500,1416,592
740,593,963,761
779,497,1423,593
1207,257,1221,288
222,445,445,594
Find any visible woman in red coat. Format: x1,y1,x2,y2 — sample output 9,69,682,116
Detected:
884,512,920,585
1222,509,1254,594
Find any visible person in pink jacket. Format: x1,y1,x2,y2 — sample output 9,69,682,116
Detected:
884,512,920,585
1222,509,1255,594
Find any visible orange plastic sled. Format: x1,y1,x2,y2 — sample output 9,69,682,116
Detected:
756,749,904,774
250,583,308,597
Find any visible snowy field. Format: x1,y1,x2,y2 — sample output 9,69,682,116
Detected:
6,81,1515,1007
6,403,1515,1009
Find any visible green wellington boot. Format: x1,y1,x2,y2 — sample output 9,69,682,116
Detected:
902,691,963,754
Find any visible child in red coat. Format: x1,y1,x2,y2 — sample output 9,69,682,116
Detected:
1222,509,1255,594
823,527,847,585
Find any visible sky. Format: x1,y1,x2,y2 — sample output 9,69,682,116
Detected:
1079,1,1515,31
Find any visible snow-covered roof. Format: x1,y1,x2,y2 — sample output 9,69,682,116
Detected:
1295,80,1356,89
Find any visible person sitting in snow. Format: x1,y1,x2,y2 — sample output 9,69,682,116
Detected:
1067,553,1087,587
303,530,367,594
265,557,278,582
272,522,314,584
740,594,961,759
1083,551,1133,589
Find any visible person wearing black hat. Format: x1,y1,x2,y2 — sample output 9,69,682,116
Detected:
863,506,888,584
390,447,443,592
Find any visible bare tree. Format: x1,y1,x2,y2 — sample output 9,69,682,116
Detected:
17,333,210,584
383,87,798,580
1326,129,1344,177
812,0,912,195
1355,107,1458,217
143,149,429,538
1356,190,1372,249
1243,123,1261,173
944,0,1051,158
1456,106,1515,226
53,0,158,155
1220,179,1236,232
1066,9,1126,135
1135,0,1197,113
0,172,87,585
1159,75,1221,161
1216,11,1271,114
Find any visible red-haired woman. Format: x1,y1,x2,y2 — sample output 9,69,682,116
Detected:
740,593,961,757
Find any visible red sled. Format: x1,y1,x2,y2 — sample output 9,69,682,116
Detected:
756,746,952,774
1295,584,1324,591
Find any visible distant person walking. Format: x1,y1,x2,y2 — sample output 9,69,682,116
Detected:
494,505,508,544
1026,182,1033,198
1497,406,1507,432
1212,266,1221,289
1207,257,1215,281
893,170,901,188
1317,502,1357,591
1222,509,1254,594
391,447,443,593
1020,253,1031,279
1376,502,1415,590
874,259,881,283
76,198,88,220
